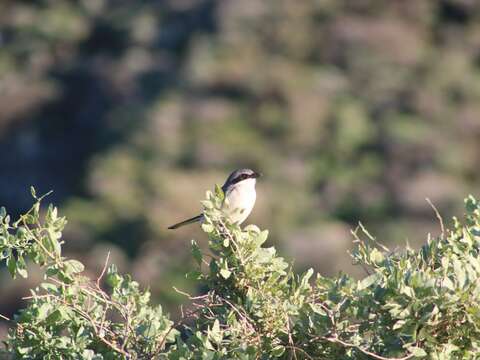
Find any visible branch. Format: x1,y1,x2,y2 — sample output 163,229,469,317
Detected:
426,198,445,236
321,335,416,360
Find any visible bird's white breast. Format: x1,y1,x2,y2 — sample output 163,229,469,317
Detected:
223,178,256,224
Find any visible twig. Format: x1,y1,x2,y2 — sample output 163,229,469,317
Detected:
321,335,415,360
21,221,58,261
0,313,10,321
426,198,445,236
286,316,298,360
68,303,130,357
155,302,214,356
284,345,315,360
217,220,244,264
97,251,110,288
309,300,415,360
173,286,209,300
358,222,389,252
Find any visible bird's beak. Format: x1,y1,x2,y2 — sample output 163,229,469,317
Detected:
253,171,262,178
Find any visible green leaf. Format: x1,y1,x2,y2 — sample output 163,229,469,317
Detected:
309,303,327,316
393,320,406,330
209,259,218,274
370,248,384,264
443,276,455,291
17,346,32,355
220,268,231,279
407,346,427,357
46,229,62,257
201,200,213,209
37,303,52,321
271,345,285,357
209,319,222,344
81,350,101,360
191,240,202,265
453,258,466,288
201,223,214,233
16,256,28,278
254,230,269,247
64,259,85,274
106,265,122,287
0,248,10,259
40,282,58,292
301,268,314,287
7,256,16,278
214,184,224,201
465,196,477,213
45,309,63,324
244,224,260,233
255,247,276,263
186,270,202,280
46,266,59,277
358,273,381,290
30,186,37,199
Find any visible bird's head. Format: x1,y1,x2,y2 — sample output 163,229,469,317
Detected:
224,168,262,187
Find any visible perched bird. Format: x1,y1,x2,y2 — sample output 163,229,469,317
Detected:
168,168,261,230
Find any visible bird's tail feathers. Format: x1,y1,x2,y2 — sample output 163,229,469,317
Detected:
168,214,203,230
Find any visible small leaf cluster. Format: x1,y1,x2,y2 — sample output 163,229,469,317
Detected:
0,189,65,280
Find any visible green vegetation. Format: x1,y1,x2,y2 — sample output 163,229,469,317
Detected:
2,1,480,356
2,0,480,325
2,188,480,358
1,190,176,359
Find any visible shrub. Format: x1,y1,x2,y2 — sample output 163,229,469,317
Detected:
2,187,480,359
0,188,176,359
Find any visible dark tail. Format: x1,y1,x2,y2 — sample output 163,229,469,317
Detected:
168,214,203,230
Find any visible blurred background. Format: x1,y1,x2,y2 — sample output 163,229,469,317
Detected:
1,0,480,341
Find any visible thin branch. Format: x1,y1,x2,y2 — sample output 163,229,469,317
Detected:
321,335,415,360
68,303,130,357
286,316,298,360
97,251,110,288
22,294,54,300
21,221,57,261
217,220,244,265
358,222,389,252
284,345,315,360
173,286,209,300
426,198,445,236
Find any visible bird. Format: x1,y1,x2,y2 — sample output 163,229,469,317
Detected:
168,168,261,230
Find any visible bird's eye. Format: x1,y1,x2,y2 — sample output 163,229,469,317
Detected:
234,174,247,183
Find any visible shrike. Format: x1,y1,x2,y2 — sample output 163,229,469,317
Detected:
168,168,261,230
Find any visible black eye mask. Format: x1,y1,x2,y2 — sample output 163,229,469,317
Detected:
232,173,254,184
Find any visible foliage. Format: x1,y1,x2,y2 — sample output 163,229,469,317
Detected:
3,0,480,355
2,1,480,293
163,191,480,359
3,188,480,358
0,189,176,359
